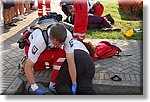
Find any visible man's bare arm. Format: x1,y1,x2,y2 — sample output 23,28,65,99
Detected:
24,58,36,85
66,52,76,84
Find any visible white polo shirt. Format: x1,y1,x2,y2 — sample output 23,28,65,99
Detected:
28,28,74,63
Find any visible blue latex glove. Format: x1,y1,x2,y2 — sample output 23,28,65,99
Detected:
34,88,49,95
71,84,77,95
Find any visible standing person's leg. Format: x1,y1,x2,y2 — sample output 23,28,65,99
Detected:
14,1,19,17
10,2,15,20
9,6,17,26
24,1,31,14
38,0,43,16
9,1,17,26
18,0,26,19
45,0,50,15
3,8,10,29
73,0,88,41
74,50,96,95
3,2,12,29
14,0,23,20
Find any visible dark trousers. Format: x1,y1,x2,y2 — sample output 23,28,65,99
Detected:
88,15,112,29
55,50,96,95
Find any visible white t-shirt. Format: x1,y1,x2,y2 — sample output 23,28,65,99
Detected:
28,28,74,63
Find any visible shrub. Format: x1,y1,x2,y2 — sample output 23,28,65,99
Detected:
118,0,143,18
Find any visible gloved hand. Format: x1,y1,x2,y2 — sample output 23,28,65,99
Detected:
34,88,49,95
71,84,77,95
49,82,56,93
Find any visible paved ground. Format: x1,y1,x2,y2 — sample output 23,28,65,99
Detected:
0,0,143,95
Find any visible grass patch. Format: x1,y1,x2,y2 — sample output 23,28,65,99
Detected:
86,0,143,40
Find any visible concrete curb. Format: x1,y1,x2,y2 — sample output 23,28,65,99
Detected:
2,77,24,95
2,73,143,95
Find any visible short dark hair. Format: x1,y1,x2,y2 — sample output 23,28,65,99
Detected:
50,23,67,43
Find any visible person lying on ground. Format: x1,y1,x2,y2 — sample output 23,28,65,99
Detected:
63,5,121,31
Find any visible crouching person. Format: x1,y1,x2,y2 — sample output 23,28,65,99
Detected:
23,23,77,95
55,40,96,95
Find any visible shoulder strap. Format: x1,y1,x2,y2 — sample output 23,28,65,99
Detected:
42,30,49,47
33,24,53,47
33,27,49,47
42,24,53,47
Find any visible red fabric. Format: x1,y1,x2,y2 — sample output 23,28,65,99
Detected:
92,2,104,16
38,0,51,16
38,0,43,16
45,0,51,15
73,0,88,40
24,46,66,83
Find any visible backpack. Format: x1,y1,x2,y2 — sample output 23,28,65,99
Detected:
17,25,51,49
95,41,122,59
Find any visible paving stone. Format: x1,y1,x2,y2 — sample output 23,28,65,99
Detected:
99,73,105,80
4,63,14,69
104,73,110,80
9,69,19,76
135,74,141,82
130,74,136,81
4,69,14,76
118,73,126,81
125,74,131,81
131,70,141,74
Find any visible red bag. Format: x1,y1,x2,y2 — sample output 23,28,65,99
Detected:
95,41,122,59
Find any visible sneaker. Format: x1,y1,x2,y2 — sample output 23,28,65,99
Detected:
18,56,27,75
101,27,121,32
20,15,26,19
106,14,115,25
9,22,17,26
112,28,121,31
15,16,23,21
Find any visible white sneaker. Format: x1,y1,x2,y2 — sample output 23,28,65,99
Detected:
20,15,26,19
15,16,23,21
